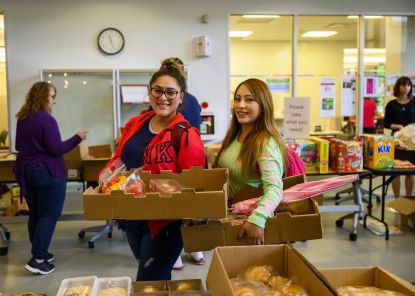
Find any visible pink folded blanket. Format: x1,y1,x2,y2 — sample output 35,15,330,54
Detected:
232,174,359,215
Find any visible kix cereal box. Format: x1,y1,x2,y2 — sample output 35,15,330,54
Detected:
309,137,329,173
362,134,394,169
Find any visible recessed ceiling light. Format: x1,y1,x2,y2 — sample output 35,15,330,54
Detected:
348,15,383,19
301,31,338,37
242,15,280,19
229,31,253,38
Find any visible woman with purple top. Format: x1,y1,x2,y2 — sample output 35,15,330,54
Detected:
14,81,87,275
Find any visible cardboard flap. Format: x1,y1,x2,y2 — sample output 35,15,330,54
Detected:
388,197,415,216
87,144,112,158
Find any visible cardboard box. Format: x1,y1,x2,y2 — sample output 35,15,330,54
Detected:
388,197,415,230
362,134,394,169
83,167,228,220
182,174,322,252
82,144,112,181
63,146,82,180
132,280,167,294
0,153,16,182
205,143,221,168
132,279,207,296
319,267,415,295
309,137,329,173
206,245,335,296
182,198,322,252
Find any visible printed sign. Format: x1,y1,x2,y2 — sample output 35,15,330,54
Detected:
284,97,310,138
320,77,336,117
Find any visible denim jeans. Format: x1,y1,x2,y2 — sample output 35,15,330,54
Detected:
25,167,66,260
122,220,183,281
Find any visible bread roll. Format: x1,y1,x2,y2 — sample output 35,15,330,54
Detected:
97,287,126,296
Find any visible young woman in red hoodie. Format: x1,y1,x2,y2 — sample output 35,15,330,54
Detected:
100,59,205,280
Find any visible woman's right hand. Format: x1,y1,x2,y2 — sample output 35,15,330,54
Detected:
77,130,88,140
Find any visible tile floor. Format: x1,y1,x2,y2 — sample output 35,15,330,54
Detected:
0,180,414,295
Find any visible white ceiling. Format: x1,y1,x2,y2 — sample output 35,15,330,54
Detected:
230,15,382,42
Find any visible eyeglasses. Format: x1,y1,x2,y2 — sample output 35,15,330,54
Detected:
150,88,180,100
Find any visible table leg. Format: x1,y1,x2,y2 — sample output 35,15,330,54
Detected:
381,175,390,240
363,174,373,228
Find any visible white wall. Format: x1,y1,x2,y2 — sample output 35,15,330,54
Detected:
1,0,414,150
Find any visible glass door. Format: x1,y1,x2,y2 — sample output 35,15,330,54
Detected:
41,69,116,149
116,69,156,132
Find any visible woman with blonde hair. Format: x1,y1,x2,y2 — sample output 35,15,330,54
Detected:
15,81,87,275
214,78,287,245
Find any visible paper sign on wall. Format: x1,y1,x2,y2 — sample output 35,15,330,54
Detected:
341,75,356,116
364,76,378,97
120,84,149,104
284,97,310,138
320,77,336,118
266,77,290,93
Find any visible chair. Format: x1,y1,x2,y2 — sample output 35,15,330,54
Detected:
78,181,113,249
0,130,8,148
335,178,381,205
78,220,114,249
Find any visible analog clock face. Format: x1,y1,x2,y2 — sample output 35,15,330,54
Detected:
98,27,125,55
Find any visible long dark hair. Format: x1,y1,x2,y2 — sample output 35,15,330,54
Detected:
214,78,287,176
393,76,413,99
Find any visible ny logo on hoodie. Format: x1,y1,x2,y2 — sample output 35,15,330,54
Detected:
143,142,174,164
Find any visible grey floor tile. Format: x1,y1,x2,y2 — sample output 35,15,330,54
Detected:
1,182,415,295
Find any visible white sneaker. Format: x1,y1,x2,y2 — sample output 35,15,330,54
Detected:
189,252,205,265
173,255,185,270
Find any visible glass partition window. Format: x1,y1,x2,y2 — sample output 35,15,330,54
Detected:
230,14,293,121
117,69,156,129
42,70,115,148
363,16,415,121
0,14,8,149
297,15,358,133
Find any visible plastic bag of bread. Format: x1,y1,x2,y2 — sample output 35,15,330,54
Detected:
94,277,130,296
120,169,147,198
240,265,274,284
268,275,309,296
230,278,277,296
149,179,183,196
337,286,407,296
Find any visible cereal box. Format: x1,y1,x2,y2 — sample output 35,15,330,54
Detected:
330,139,363,172
296,139,317,172
362,134,394,169
309,137,329,173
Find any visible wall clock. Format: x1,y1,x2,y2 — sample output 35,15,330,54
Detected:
98,27,125,55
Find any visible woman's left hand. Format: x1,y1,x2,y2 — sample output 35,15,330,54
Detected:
238,221,264,245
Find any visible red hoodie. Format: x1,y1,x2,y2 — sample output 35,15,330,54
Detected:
100,111,205,236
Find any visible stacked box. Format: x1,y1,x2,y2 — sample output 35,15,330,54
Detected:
181,175,322,252
82,144,113,181
309,137,329,173
362,134,394,169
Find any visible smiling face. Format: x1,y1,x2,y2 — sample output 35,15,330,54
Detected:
149,75,183,121
233,83,261,129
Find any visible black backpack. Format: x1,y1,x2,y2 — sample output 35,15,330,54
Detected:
170,121,208,168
